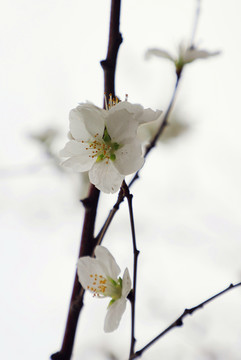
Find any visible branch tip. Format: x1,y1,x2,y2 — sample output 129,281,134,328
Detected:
50,352,64,360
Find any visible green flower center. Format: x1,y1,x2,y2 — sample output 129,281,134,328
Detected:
87,128,120,164
87,273,122,302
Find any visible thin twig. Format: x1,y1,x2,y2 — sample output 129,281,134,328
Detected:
190,0,201,48
121,182,140,358
96,185,125,246
130,282,241,359
50,1,122,359
129,72,181,187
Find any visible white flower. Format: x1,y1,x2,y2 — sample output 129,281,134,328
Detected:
77,245,132,332
60,99,162,193
146,42,220,73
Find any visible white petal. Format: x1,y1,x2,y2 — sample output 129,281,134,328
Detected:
145,48,174,61
122,268,132,298
77,256,106,291
67,131,74,140
114,140,144,175
95,246,121,279
183,48,221,63
108,101,143,116
69,108,92,141
89,160,124,194
60,140,91,157
61,154,95,172
69,104,105,141
106,109,138,143
135,108,163,125
108,101,162,126
104,298,127,332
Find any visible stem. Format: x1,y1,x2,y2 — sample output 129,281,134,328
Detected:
129,72,181,187
190,0,201,48
100,0,122,97
51,185,100,360
96,185,125,246
122,182,140,358
130,282,241,359
146,75,180,156
51,1,122,359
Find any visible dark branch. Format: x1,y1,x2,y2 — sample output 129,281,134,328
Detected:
121,182,140,358
100,0,122,97
51,185,100,360
51,1,122,359
130,282,241,359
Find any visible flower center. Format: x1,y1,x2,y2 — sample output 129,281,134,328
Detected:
104,93,128,110
87,273,122,299
104,93,119,110
85,129,120,164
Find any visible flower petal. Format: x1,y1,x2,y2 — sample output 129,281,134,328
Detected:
104,298,127,332
77,256,106,291
60,140,90,157
69,108,92,141
69,104,105,141
183,48,221,63
89,160,124,193
108,101,143,116
122,268,132,298
61,154,95,172
109,101,162,125
95,246,121,279
135,108,163,125
114,140,144,175
145,48,174,61
106,109,138,143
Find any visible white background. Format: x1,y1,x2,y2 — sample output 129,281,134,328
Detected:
1,0,241,359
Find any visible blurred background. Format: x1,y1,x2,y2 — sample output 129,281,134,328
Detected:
1,0,241,359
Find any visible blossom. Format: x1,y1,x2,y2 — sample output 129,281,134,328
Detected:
146,42,220,74
77,245,132,332
60,98,162,193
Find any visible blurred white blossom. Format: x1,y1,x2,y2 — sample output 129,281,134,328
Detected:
77,245,132,332
30,128,58,148
146,42,220,74
60,99,162,193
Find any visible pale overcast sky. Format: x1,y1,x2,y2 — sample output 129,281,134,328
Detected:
1,1,241,359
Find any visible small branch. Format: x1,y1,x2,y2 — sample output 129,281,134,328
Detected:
122,182,140,358
145,74,180,157
128,72,181,187
130,282,241,359
190,0,201,48
95,185,125,246
100,0,122,97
